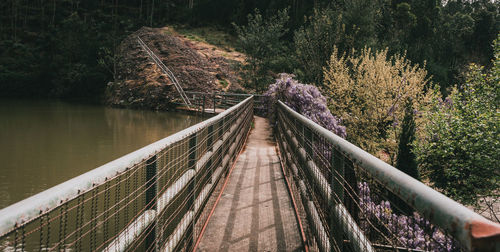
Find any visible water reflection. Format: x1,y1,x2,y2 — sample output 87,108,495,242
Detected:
0,99,202,209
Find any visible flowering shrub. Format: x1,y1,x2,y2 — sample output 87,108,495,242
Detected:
359,182,457,251
265,73,346,138
323,47,434,162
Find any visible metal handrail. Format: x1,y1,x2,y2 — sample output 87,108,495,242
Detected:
184,91,267,115
137,36,192,106
276,100,500,251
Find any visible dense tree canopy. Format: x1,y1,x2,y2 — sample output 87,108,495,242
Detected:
0,0,497,98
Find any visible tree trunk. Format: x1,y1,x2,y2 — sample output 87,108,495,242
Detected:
139,0,143,20
12,0,17,41
40,0,45,32
113,0,119,80
51,0,56,25
150,0,154,26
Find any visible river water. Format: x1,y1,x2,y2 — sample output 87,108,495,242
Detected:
0,99,203,209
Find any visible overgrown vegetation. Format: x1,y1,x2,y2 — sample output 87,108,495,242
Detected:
414,35,500,206
323,47,434,163
293,8,347,86
173,26,238,52
1,0,498,99
240,1,498,94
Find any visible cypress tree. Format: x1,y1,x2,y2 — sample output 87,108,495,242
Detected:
396,98,420,180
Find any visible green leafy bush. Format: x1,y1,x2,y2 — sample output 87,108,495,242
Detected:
233,9,291,92
294,8,349,86
414,35,500,205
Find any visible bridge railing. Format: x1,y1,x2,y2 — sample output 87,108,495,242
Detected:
0,96,253,251
275,100,499,252
184,91,266,115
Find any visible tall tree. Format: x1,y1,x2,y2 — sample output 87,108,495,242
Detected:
396,98,419,180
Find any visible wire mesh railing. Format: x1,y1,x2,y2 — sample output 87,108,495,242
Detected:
275,100,500,252
185,91,266,116
0,96,253,252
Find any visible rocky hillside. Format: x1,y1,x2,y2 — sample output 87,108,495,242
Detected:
105,26,244,110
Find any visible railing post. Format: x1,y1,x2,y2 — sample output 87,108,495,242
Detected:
202,95,206,116
213,92,216,113
145,155,158,251
304,127,313,154
207,124,214,182
187,132,197,248
277,108,287,176
343,160,358,222
330,148,344,251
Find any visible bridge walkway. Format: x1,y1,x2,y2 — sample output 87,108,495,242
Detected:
197,116,303,251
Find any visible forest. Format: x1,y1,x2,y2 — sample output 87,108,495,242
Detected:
0,0,498,98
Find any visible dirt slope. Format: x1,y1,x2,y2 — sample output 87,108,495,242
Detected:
105,26,244,110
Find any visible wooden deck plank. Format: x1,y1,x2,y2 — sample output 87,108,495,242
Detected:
197,116,303,252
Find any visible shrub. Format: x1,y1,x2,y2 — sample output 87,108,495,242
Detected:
359,182,456,251
323,47,434,163
265,73,346,138
413,35,500,206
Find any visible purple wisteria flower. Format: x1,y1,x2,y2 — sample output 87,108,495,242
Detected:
265,73,347,138
358,182,458,251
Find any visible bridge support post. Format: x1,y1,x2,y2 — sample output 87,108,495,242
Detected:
330,149,344,251
202,96,206,116
145,155,158,251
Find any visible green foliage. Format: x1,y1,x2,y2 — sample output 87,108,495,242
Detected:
0,40,41,96
233,9,291,92
293,1,383,86
341,0,381,50
294,8,351,86
414,35,500,205
173,26,238,52
0,0,498,99
324,47,433,162
395,3,417,29
396,98,419,180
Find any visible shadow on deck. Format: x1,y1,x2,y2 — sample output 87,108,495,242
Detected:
197,116,303,252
